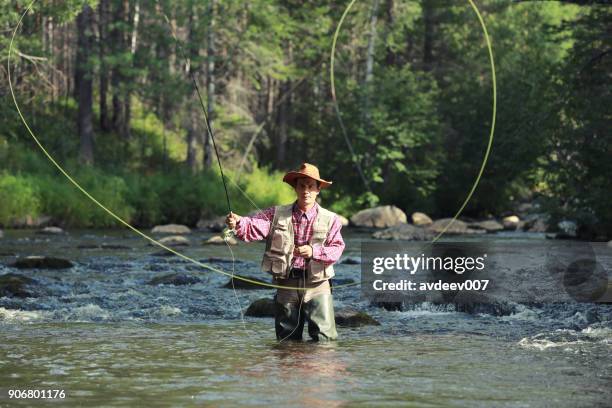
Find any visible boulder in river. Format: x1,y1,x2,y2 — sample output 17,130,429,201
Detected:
0,273,38,298
37,226,65,235
411,212,433,226
151,224,191,235
372,223,434,241
153,235,191,247
203,236,238,245
350,205,407,228
502,215,520,230
148,273,201,286
469,220,504,233
196,216,226,232
337,215,349,227
223,274,270,290
12,256,74,269
245,298,276,317
427,218,469,235
556,220,578,239
244,300,381,327
335,308,380,327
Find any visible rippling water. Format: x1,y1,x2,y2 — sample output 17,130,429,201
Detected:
1,229,611,406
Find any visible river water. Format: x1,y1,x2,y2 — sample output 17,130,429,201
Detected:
1,229,611,407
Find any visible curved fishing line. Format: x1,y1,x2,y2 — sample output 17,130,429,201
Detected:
8,2,359,292
330,0,497,243
330,0,370,192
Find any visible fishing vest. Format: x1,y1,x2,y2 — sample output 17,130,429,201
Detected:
261,203,336,283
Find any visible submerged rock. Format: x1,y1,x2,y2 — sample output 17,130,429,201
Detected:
244,300,381,327
203,236,238,245
153,235,191,247
372,223,434,241
196,216,226,232
0,273,38,298
245,298,276,317
148,273,201,286
38,226,64,235
350,205,407,228
12,256,74,269
151,224,191,235
335,309,380,327
557,220,578,239
223,275,270,290
340,257,360,265
411,212,433,226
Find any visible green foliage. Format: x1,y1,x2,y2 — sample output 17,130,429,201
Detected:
0,172,40,225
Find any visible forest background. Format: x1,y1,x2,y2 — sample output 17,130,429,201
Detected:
1,0,610,240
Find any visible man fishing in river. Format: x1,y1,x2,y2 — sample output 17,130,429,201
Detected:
225,163,345,341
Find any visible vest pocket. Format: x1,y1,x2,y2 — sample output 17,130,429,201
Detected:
309,260,328,282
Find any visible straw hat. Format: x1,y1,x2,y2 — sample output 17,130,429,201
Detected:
282,163,332,189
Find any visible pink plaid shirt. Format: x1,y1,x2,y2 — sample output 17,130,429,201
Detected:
235,202,345,269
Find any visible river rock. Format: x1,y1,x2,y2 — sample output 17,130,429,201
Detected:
337,215,349,227
350,205,407,228
223,275,270,290
340,257,361,265
38,226,64,235
245,298,276,317
372,223,434,241
335,309,380,327
427,218,469,235
0,273,38,298
10,215,53,228
148,273,201,286
154,235,191,247
197,216,226,232
151,224,191,235
502,215,520,230
411,212,433,226
557,220,578,239
203,236,238,245
12,256,74,269
522,214,548,232
469,220,503,233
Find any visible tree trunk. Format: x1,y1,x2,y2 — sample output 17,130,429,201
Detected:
423,0,435,70
111,0,127,134
203,0,216,169
76,5,95,165
364,0,380,126
99,0,110,131
275,35,293,169
384,0,396,66
185,9,199,174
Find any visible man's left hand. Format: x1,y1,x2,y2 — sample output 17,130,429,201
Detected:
294,245,313,258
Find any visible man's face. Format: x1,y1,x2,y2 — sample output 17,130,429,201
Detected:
294,177,320,208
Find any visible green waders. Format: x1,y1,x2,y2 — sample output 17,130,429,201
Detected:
275,293,338,341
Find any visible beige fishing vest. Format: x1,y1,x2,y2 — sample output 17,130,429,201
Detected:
261,204,336,283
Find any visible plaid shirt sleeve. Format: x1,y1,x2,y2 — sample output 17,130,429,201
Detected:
235,207,275,242
311,215,345,265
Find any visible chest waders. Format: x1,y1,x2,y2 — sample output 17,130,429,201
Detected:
264,204,338,341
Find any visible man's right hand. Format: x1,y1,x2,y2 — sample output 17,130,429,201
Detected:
226,212,241,230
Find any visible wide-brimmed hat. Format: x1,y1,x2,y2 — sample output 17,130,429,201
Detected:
282,163,332,189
